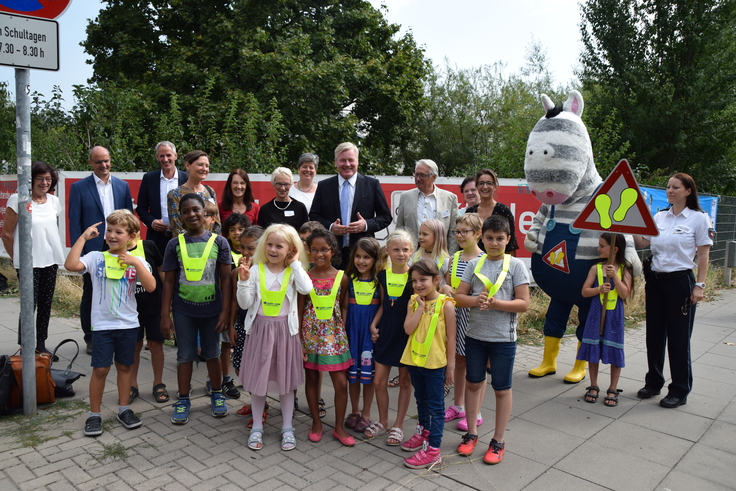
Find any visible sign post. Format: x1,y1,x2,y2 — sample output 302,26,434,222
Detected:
572,159,660,336
0,0,70,415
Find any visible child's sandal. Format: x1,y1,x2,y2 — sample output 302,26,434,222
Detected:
248,430,263,451
281,428,296,451
584,386,600,403
363,422,387,439
386,427,404,446
604,389,622,407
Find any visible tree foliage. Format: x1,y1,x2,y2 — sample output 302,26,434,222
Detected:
579,0,736,193
82,0,429,171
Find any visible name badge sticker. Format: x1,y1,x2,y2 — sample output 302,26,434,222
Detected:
284,210,295,217
441,209,450,218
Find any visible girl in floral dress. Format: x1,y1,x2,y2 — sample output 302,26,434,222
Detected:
299,229,355,446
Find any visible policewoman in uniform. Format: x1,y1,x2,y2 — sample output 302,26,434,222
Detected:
634,173,712,409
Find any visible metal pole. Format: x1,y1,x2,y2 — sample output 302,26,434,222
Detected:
15,68,36,415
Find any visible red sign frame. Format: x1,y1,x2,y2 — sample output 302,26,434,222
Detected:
0,0,72,20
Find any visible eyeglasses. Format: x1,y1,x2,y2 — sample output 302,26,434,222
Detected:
413,172,431,179
273,182,291,188
310,248,331,255
682,297,691,316
34,177,52,183
454,229,475,236
477,180,496,188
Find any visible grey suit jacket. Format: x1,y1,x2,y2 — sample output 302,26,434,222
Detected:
395,186,459,253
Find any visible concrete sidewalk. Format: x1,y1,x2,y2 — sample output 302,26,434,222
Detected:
0,287,734,491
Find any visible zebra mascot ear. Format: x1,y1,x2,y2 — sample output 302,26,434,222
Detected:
563,90,584,117
541,94,555,112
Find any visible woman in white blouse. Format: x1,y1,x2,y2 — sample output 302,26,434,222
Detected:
289,153,319,213
634,173,712,409
1,161,65,358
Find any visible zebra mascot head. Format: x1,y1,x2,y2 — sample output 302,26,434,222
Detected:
524,90,601,205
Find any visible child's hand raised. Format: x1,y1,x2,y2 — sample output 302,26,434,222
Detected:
238,257,252,281
286,248,299,265
117,249,140,267
81,222,103,240
415,295,426,311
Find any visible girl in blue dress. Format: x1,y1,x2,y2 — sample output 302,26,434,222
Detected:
578,233,633,407
344,238,383,433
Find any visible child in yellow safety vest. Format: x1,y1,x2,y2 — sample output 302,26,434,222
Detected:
298,228,354,446
400,259,456,469
236,223,312,452
160,194,233,425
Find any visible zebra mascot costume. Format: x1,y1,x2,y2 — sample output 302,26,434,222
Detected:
524,90,640,383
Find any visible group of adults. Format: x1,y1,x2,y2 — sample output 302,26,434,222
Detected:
0,140,711,410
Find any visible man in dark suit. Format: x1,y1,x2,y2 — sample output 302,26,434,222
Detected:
68,146,134,353
310,142,392,268
136,141,188,254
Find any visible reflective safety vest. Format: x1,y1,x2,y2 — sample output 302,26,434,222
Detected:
597,263,623,310
352,278,377,305
409,294,446,367
178,234,217,282
259,263,291,316
474,254,511,297
309,271,344,320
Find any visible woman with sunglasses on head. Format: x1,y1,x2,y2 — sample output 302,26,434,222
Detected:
633,173,712,409
464,169,518,256
2,161,65,359
258,167,309,230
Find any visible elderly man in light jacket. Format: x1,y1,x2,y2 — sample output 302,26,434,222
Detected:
395,159,459,253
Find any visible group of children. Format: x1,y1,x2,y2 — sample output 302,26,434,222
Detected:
67,190,633,471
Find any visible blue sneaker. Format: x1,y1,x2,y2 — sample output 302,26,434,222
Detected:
211,391,228,418
171,399,191,425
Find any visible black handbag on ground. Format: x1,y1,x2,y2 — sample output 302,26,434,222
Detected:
50,339,85,398
0,354,13,413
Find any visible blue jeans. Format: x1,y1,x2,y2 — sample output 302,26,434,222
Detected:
407,365,445,448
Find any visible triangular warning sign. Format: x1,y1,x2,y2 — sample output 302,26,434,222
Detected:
573,159,659,236
542,240,570,273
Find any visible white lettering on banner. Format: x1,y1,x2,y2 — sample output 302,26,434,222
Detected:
519,212,536,234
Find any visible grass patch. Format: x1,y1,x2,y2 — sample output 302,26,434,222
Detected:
90,441,128,463
0,258,84,317
0,398,88,447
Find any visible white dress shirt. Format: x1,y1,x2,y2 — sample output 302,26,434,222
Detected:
94,174,115,221
417,187,438,229
647,207,713,272
159,169,180,225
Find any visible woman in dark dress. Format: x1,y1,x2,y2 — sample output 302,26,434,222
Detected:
257,167,309,230
464,168,519,255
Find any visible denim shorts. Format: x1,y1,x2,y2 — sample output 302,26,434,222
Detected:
465,337,516,390
137,313,164,343
91,328,138,368
173,311,221,364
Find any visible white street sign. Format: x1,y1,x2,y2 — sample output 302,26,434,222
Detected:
0,13,58,71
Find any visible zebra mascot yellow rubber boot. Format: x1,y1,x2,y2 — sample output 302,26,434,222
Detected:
563,342,587,384
529,336,561,378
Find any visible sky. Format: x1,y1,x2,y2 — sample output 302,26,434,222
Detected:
0,0,584,109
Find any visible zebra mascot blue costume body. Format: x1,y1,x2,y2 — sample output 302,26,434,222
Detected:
524,90,640,383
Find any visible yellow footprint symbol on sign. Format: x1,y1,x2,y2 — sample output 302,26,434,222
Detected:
594,188,638,229
547,250,565,266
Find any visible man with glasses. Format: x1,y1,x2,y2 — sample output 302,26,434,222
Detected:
395,159,459,253
68,146,134,354
310,142,392,269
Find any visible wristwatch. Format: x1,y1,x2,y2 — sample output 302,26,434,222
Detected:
695,282,706,289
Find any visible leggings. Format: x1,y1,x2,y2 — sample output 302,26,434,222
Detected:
16,265,58,346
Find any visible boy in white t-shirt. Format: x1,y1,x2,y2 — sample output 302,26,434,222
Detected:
65,209,156,437
453,215,530,464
